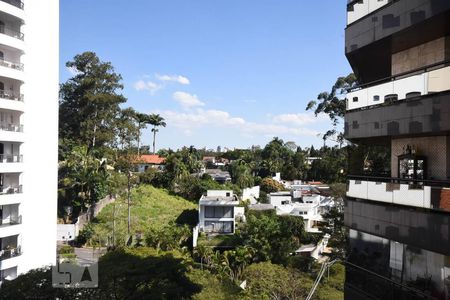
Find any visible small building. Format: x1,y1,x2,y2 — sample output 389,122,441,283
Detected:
135,154,166,172
198,190,239,234
269,191,293,207
205,169,232,184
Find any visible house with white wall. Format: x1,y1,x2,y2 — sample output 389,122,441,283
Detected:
198,190,239,234
269,190,330,233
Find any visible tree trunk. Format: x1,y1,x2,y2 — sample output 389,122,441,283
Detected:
137,130,141,156
152,128,157,154
127,174,131,235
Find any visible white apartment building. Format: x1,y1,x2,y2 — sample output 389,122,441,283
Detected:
0,0,58,281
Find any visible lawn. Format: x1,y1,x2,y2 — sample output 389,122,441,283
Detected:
83,185,197,247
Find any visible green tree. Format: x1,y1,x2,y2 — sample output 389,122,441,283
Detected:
239,210,305,264
134,112,151,156
229,159,255,189
306,73,356,144
145,224,191,251
242,262,313,300
59,52,126,154
58,145,109,219
114,107,140,236
148,113,166,154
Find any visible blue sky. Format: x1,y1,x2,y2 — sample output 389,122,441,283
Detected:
60,0,352,151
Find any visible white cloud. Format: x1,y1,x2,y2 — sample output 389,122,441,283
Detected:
158,108,319,138
173,91,205,108
133,80,163,95
272,113,324,125
134,73,190,95
156,74,190,85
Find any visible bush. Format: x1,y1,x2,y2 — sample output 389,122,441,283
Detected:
58,245,74,254
260,178,284,193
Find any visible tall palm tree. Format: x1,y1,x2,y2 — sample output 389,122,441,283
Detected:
134,112,150,155
148,114,166,154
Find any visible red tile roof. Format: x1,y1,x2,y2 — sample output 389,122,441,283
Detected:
136,155,166,165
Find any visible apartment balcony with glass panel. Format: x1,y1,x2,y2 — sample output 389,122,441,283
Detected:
0,173,21,205
0,11,23,51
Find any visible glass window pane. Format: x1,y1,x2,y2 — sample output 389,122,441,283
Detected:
205,206,214,218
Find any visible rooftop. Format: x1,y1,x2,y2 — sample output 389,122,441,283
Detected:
135,154,166,165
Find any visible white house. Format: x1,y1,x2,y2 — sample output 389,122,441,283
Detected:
268,191,292,207
198,190,239,234
270,191,330,233
0,0,59,282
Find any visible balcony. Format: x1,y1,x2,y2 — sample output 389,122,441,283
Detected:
345,0,450,54
0,124,22,133
0,246,20,261
0,185,21,195
0,0,23,10
347,0,392,25
0,58,22,71
347,63,450,111
345,90,450,140
0,215,20,227
347,175,450,212
0,25,22,41
0,90,22,102
0,154,21,163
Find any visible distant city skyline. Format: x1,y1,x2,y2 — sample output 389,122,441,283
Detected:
60,1,351,150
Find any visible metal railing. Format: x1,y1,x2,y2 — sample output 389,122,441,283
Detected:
0,58,23,71
0,184,22,194
0,0,23,9
0,154,22,163
0,246,21,261
0,90,23,102
0,124,23,132
345,261,440,300
0,24,23,40
348,175,450,188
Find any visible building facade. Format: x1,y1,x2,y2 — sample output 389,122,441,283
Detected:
198,190,240,234
0,0,58,281
344,0,450,299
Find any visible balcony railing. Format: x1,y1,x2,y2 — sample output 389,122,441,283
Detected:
0,59,23,71
0,246,21,260
0,124,22,132
0,25,23,40
0,0,23,9
347,175,450,211
0,185,22,195
0,154,22,163
0,215,21,226
0,90,23,102
347,61,450,111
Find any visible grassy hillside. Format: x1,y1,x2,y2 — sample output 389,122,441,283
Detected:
82,185,197,247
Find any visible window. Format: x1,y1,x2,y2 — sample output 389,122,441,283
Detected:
204,206,233,218
204,221,233,233
352,97,358,102
373,95,380,101
226,192,230,197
